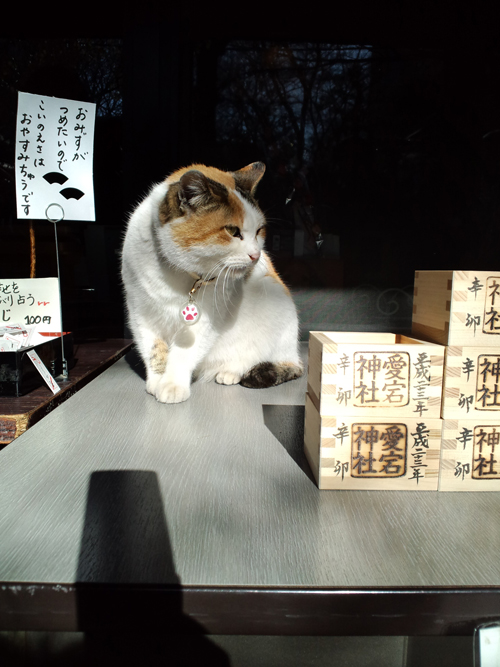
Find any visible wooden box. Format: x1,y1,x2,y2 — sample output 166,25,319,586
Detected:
304,394,442,490
0,334,73,397
441,346,500,418
412,270,500,346
440,419,500,491
307,331,445,419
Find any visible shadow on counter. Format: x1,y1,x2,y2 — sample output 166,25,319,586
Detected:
75,470,230,666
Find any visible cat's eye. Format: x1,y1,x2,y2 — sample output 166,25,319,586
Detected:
257,226,266,236
226,225,242,239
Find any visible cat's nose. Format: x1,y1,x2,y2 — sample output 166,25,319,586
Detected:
249,251,261,262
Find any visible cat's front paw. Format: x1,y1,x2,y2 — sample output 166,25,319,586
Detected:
215,371,242,385
155,380,191,404
146,374,161,396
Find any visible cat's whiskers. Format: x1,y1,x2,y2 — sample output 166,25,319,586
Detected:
198,260,226,319
213,264,229,320
229,267,239,307
201,259,224,282
188,257,251,319
222,266,237,312
220,267,229,311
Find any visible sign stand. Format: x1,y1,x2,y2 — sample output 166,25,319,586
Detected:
45,203,68,380
14,92,97,386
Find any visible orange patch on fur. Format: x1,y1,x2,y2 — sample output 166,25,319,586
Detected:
150,338,168,374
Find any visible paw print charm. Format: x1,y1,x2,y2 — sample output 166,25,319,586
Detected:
180,301,201,325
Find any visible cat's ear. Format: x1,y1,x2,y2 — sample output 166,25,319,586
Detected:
178,170,228,213
232,162,266,195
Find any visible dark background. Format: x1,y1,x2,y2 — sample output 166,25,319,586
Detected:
1,2,499,339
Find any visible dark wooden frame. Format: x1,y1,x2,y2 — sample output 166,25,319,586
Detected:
2,583,500,635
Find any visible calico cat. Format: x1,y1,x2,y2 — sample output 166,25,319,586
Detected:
121,161,303,404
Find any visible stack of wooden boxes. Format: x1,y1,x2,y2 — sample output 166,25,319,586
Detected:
304,270,500,492
412,271,500,491
304,331,445,490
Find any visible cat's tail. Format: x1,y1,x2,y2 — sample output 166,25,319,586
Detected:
240,361,303,389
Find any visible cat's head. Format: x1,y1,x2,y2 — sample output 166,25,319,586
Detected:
157,162,267,278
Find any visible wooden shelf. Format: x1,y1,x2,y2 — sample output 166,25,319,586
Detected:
0,339,132,446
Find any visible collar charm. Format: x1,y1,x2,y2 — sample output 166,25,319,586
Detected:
180,296,201,325
179,275,214,325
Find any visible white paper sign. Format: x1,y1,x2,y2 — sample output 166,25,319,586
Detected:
26,350,61,394
15,92,96,221
479,624,500,667
0,278,61,333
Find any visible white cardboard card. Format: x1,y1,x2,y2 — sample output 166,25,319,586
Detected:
15,92,96,221
0,278,61,333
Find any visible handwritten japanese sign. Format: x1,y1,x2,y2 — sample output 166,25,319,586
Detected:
306,407,442,491
442,346,500,417
15,92,96,221
483,277,500,334
332,347,440,417
0,278,61,332
472,425,500,479
476,355,500,410
351,423,408,478
462,275,500,336
439,420,500,491
353,352,410,407
308,332,445,420
413,271,500,348
344,421,432,483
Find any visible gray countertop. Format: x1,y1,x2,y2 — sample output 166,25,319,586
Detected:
1,342,499,589
1,343,500,634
